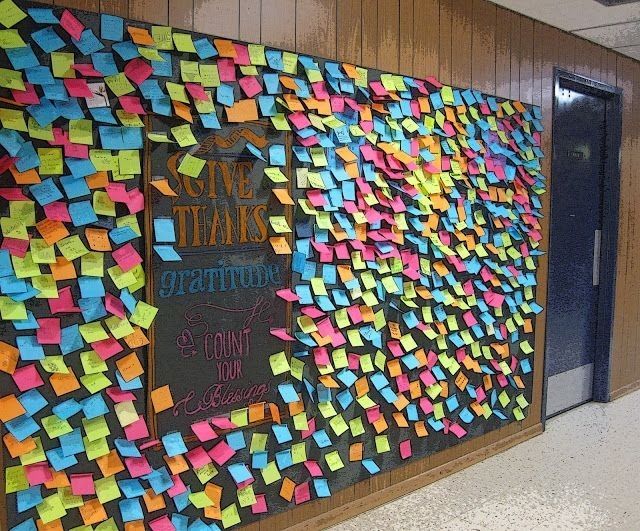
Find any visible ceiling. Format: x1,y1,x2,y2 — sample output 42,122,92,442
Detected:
490,0,640,60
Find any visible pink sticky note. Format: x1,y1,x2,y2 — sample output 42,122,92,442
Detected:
275,288,298,302
0,156,18,175
60,9,84,40
106,386,137,403
127,189,145,214
124,415,150,441
106,182,129,202
208,440,235,465
64,142,89,159
12,84,40,105
270,328,294,341
92,337,123,360
149,515,176,531
483,290,505,308
112,243,143,272
12,364,44,391
251,493,268,514
105,293,125,319
238,76,262,98
44,202,71,222
303,460,323,477
217,58,236,82
48,286,81,314
124,58,153,85
2,237,29,258
185,446,212,469
311,81,330,99
72,63,104,77
125,456,152,478
294,482,311,505
36,317,61,345
232,43,250,65
64,78,93,97
185,83,208,101
166,474,187,497
119,95,146,115
209,417,236,430
70,473,94,495
399,439,412,459
449,423,467,438
190,420,218,442
300,417,316,440
26,463,53,486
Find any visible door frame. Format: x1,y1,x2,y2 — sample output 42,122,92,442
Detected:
542,69,622,421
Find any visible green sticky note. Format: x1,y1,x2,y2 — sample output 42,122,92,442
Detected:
83,415,111,442
42,415,73,439
38,147,64,174
173,32,196,52
105,315,134,339
57,486,84,509
37,493,67,524
93,190,116,217
130,301,158,329
200,64,220,87
221,503,241,529
248,44,266,66
194,462,218,484
230,408,248,427
39,355,69,374
57,235,89,261
10,200,35,226
83,435,110,460
264,166,288,183
81,350,108,374
269,351,290,375
237,484,256,507
5,465,28,493
152,25,173,49
260,461,281,485
0,66,24,90
19,437,45,466
180,60,201,82
105,72,135,96
31,239,56,264
0,29,25,48
80,373,112,395
171,124,197,147
0,108,26,131
79,321,108,343
249,433,268,453
324,450,344,471
118,149,141,174
0,0,27,28
95,475,120,504
177,153,206,178
69,119,93,145
51,52,75,78
189,491,214,508
33,274,57,299
0,296,27,320
166,81,189,103
375,435,390,453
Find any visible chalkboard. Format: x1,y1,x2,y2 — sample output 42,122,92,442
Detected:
145,118,293,436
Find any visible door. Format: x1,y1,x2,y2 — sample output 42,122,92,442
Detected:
545,80,607,417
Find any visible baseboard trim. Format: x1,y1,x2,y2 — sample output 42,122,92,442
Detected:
610,379,640,401
288,423,543,530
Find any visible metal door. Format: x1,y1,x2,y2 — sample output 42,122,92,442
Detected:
545,81,606,417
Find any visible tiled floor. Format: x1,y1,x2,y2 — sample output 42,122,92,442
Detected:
332,390,640,530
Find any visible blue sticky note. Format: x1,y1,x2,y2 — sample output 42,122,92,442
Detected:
81,394,109,419
32,26,65,53
194,38,217,59
0,129,24,157
1,276,28,295
139,79,164,100
269,144,286,166
110,226,138,245
78,278,106,299
145,467,173,494
278,383,299,403
46,446,78,471
60,428,84,456
41,79,68,101
227,463,252,484
27,98,60,127
258,95,276,116
28,8,60,23
55,98,84,120
251,451,268,469
216,84,235,106
66,158,97,179
272,424,292,444
15,142,40,173
69,201,98,227
101,14,124,41
151,52,172,77
60,324,83,355
115,438,141,458
311,429,332,448
225,430,246,451
60,175,90,200
18,389,47,417
153,218,176,243
72,29,104,55
112,40,140,61
52,399,83,420
162,432,188,457
265,50,284,71
313,478,331,497
5,415,40,442
17,486,42,512
116,372,143,390
6,45,39,70
362,459,380,474
275,449,292,470
200,112,221,129
10,519,37,531
16,335,45,361
120,289,138,314
92,52,119,76
118,478,145,498
119,498,144,522
89,107,117,124
153,245,182,262
263,73,281,94
13,311,39,331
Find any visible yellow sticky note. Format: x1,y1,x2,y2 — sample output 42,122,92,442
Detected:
171,124,197,147
177,153,206,178
118,149,141,174
221,503,241,528
57,235,89,260
78,322,109,343
130,301,158,329
0,0,27,28
51,52,75,78
0,29,25,48
0,108,27,131
269,215,291,234
200,64,220,87
105,72,135,96
5,465,28,493
173,32,196,52
37,494,67,524
38,148,64,174
269,351,289,375
69,119,93,145
94,475,120,504
42,415,73,438
0,66,24,90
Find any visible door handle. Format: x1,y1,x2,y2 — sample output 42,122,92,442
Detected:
593,229,601,286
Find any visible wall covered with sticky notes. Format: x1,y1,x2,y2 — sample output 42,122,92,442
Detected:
0,1,545,529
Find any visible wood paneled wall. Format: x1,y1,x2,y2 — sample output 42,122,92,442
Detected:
30,0,640,526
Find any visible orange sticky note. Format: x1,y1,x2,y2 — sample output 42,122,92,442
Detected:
85,228,112,251
414,421,428,437
96,449,125,477
124,327,150,349
125,522,145,531
349,442,363,461
164,454,189,475
0,341,19,374
0,394,26,422
10,166,40,184
50,368,81,396
50,257,77,281
280,477,295,502
151,385,174,412
272,188,294,205
36,219,69,246
269,236,291,255
225,99,258,122
116,352,144,382
214,38,236,57
44,470,69,489
79,499,107,525
143,488,166,512
3,433,36,458
86,171,109,189
36,518,63,531
204,483,222,507
248,402,265,423
173,100,193,123
127,26,155,45
150,179,178,197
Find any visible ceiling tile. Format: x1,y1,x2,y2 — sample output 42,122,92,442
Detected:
574,20,640,47
615,43,640,58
